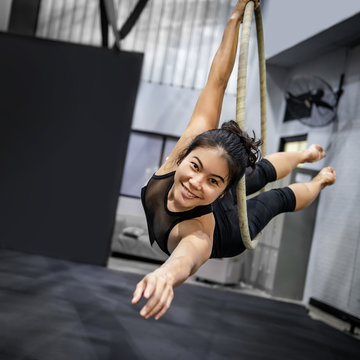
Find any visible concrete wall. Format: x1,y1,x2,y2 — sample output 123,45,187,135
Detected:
263,43,360,317
265,47,346,158
302,45,360,317
132,82,237,135
262,0,360,59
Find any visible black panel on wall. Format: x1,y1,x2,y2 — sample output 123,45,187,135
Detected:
8,0,41,36
0,32,143,265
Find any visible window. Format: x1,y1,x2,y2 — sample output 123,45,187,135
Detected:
279,134,307,153
120,130,178,199
279,135,308,167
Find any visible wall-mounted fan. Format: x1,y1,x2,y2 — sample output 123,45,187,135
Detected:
284,74,344,127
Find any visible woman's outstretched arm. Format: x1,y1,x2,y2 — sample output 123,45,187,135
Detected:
158,0,260,174
131,219,213,320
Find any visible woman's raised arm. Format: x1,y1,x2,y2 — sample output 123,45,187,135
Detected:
158,0,260,174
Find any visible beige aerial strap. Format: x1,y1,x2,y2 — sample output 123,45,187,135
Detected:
236,2,267,250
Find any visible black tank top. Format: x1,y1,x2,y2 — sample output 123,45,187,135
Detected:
141,172,213,255
141,172,246,258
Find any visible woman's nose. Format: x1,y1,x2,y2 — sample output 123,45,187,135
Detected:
189,175,202,190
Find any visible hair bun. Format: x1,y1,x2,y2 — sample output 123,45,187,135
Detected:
220,120,242,136
221,120,262,170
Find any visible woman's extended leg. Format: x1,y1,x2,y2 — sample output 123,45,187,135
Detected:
245,144,326,195
265,144,326,180
245,167,336,242
289,167,336,211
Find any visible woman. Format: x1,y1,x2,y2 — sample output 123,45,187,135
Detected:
131,0,336,320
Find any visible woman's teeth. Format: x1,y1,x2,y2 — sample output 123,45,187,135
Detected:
183,185,197,198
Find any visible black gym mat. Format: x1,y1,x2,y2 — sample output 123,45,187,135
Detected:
0,32,143,265
0,249,359,360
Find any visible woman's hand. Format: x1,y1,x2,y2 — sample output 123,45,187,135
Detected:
235,0,260,18
131,221,212,320
240,0,260,9
132,270,174,320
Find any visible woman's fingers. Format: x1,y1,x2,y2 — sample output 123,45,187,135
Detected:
242,0,260,10
131,280,146,304
134,273,174,320
131,275,154,304
154,295,174,321
146,285,174,320
143,276,156,299
140,277,165,317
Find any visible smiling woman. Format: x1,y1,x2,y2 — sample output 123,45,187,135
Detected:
132,0,336,321
170,147,229,210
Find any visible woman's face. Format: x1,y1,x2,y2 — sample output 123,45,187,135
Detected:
172,147,229,211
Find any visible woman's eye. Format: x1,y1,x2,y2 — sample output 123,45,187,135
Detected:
210,178,218,185
191,162,199,170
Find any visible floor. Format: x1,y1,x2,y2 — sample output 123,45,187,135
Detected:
2,249,359,360
108,256,360,340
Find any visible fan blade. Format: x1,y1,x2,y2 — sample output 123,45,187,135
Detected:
313,100,334,111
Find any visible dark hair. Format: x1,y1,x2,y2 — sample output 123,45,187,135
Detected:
177,120,262,190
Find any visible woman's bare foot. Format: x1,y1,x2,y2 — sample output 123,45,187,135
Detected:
312,167,336,189
289,167,336,211
303,144,327,163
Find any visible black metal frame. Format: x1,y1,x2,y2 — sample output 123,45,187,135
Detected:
309,297,360,335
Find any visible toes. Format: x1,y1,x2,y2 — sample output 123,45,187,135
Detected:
306,144,326,162
314,145,326,160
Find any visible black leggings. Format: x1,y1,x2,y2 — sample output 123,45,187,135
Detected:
245,158,296,237
211,159,296,258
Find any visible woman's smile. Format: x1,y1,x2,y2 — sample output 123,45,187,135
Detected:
169,147,229,211
181,183,200,200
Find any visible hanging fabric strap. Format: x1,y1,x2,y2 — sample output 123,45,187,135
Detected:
236,2,267,250
100,0,121,51
118,0,150,40
99,0,150,50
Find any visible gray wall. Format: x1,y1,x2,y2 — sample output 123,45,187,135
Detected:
303,46,360,317
260,44,360,317
262,0,360,59
132,82,236,135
